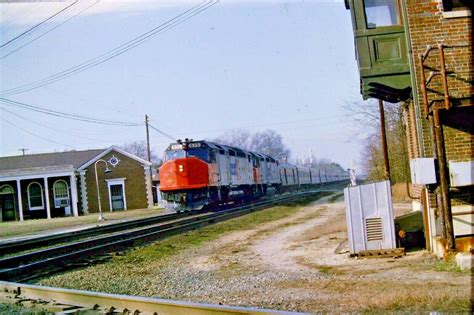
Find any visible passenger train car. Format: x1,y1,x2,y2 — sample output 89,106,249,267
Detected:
159,139,348,212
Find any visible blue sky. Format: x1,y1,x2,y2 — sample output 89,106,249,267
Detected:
0,0,364,167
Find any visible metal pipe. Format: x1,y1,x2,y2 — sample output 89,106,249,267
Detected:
438,44,451,110
400,0,424,158
399,104,417,200
378,99,391,181
421,45,433,62
433,109,456,251
421,188,431,251
418,53,430,117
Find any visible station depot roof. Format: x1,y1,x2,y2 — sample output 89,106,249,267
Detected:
0,149,104,172
0,146,152,178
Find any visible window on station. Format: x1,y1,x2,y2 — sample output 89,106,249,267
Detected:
442,0,472,11
27,182,44,210
364,0,401,29
53,180,70,208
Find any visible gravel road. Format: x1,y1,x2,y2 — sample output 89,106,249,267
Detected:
131,194,470,313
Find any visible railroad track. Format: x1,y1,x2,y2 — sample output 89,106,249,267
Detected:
0,281,299,314
0,211,193,256
0,189,337,282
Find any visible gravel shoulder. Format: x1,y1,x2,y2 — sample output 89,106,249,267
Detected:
38,193,471,313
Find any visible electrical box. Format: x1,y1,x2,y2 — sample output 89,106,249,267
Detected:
344,180,397,254
449,160,474,187
410,158,437,185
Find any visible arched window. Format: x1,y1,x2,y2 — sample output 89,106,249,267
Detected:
0,185,14,195
53,180,70,208
27,182,44,210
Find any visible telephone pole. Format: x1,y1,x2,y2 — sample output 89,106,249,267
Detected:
145,114,151,162
378,99,391,181
18,148,28,156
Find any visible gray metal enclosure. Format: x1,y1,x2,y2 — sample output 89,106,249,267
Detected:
344,180,396,254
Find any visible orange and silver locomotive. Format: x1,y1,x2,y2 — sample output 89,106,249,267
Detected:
159,139,349,212
159,139,280,211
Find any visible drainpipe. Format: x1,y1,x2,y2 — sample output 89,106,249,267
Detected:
400,0,424,158
399,104,417,200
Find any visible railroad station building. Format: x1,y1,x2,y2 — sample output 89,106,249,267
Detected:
345,0,472,257
0,146,154,222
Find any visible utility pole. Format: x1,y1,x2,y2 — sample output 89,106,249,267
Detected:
378,99,391,181
18,148,28,156
145,114,151,162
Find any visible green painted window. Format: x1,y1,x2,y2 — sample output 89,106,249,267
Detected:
364,0,401,29
28,182,44,210
0,185,14,195
53,180,68,199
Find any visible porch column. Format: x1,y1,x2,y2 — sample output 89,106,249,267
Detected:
70,173,79,217
44,177,51,219
79,171,89,214
16,179,24,221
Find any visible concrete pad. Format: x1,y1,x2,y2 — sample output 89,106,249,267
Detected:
455,252,473,270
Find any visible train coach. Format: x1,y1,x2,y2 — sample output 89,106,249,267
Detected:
159,139,348,212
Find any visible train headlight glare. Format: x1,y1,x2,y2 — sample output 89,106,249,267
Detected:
178,165,184,172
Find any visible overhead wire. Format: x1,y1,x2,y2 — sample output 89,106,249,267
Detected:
0,1,78,48
1,1,100,59
148,123,176,141
0,117,78,149
0,97,142,126
0,106,125,143
0,0,219,96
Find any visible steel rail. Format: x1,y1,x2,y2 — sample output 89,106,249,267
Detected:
0,281,302,314
0,211,192,256
0,190,329,282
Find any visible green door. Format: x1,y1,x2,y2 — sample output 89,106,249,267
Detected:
0,194,16,221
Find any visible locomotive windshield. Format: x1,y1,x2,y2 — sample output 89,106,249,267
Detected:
164,146,211,163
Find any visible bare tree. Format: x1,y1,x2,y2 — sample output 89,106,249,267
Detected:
120,141,161,164
213,129,291,161
249,129,291,161
344,99,409,183
213,129,252,150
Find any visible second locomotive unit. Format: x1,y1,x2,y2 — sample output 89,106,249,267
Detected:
159,139,348,212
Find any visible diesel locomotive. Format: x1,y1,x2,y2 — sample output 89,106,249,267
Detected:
159,139,349,212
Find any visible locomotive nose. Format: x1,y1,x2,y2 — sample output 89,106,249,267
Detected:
159,157,209,191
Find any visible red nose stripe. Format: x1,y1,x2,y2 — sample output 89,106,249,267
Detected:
159,157,209,191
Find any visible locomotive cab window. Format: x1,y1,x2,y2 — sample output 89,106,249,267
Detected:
187,147,211,162
165,149,185,161
364,0,401,29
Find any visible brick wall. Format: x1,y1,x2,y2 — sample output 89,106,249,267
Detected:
84,150,149,213
404,0,473,232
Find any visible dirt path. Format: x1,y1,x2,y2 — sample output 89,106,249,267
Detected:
151,194,470,313
37,194,471,313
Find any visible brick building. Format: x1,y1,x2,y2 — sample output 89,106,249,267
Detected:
345,0,472,257
0,146,153,222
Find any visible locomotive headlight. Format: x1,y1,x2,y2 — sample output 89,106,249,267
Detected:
178,164,184,172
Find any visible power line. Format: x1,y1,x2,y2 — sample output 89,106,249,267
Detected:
0,1,78,48
148,123,176,141
0,97,142,126
0,106,122,143
0,0,219,96
0,117,77,149
1,1,99,59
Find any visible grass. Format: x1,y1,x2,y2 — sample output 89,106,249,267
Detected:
0,208,165,239
35,194,329,293
278,278,472,313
